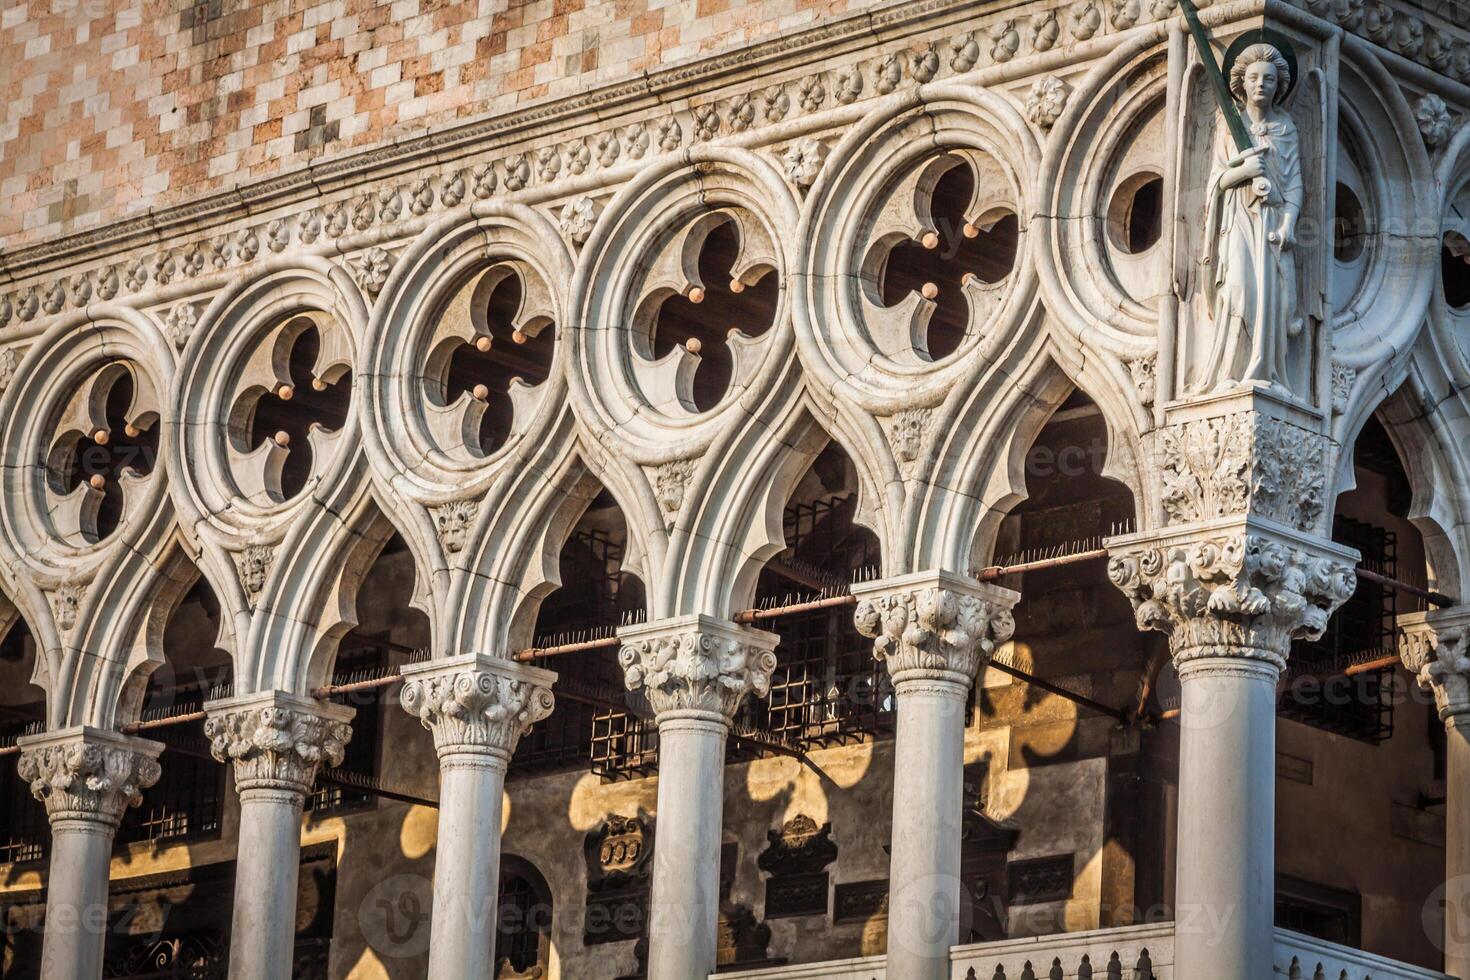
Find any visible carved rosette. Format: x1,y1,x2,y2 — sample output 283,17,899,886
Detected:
1398,609,1470,723
1108,527,1357,671
16,728,162,827
399,656,557,757
1151,410,1330,534
617,616,779,720
203,692,354,797
851,572,1019,684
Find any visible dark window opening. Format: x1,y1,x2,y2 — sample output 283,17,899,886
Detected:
1334,184,1368,264
650,215,779,413
879,158,1020,361
1275,874,1362,947
1281,515,1396,743
234,319,352,501
307,642,385,814
441,268,556,455
495,860,552,978
1444,231,1470,309
738,469,888,752
518,492,657,782
1105,174,1165,256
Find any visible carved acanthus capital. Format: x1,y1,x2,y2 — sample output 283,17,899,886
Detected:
617,615,779,720
1399,608,1470,723
203,691,354,797
851,571,1019,684
399,655,557,757
16,728,162,827
1107,522,1357,672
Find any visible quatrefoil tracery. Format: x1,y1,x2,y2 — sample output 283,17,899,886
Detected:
863,152,1020,363
227,313,352,504
632,208,779,415
426,261,555,458
44,362,160,545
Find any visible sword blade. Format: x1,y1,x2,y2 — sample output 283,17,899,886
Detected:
1177,0,1256,153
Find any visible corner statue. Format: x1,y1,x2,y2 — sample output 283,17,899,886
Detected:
1197,42,1303,394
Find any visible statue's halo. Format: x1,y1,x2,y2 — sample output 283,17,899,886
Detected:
1223,30,1299,105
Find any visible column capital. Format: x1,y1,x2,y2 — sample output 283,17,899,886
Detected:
203,690,354,797
16,727,162,828
617,615,778,720
1107,519,1358,673
399,654,556,758
1399,607,1470,724
851,570,1019,686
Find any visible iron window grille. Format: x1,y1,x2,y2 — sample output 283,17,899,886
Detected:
307,642,386,814
1282,516,1397,743
0,720,47,865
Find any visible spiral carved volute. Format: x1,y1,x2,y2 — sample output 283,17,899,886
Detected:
618,618,778,719
852,580,1018,682
1399,610,1470,722
204,697,353,795
1107,530,1357,671
399,660,556,755
17,731,161,826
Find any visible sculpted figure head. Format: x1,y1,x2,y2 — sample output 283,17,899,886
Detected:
1229,43,1291,109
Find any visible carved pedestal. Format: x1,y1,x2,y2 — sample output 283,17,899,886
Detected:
852,570,1018,980
1400,607,1470,976
1109,517,1356,980
16,727,162,980
399,654,556,980
617,615,777,980
203,691,354,980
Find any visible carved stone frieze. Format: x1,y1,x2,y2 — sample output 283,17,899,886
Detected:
1399,608,1470,721
203,691,354,796
1107,524,1357,670
1152,410,1329,533
16,728,162,827
398,655,556,757
851,571,1019,683
617,615,779,719
2,0,1264,321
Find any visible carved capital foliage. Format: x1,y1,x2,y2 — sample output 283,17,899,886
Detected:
204,692,354,796
399,656,556,756
617,616,778,719
1152,409,1329,533
1399,609,1470,722
851,572,1018,683
16,729,162,827
1108,526,1357,671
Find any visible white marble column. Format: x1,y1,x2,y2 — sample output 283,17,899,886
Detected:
398,654,556,979
617,615,778,980
852,571,1018,980
203,691,353,980
1400,607,1470,977
15,726,162,980
1110,524,1356,980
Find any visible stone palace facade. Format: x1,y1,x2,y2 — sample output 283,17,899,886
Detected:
1,0,1469,977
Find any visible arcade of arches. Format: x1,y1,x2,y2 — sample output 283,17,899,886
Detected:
2,1,1470,979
